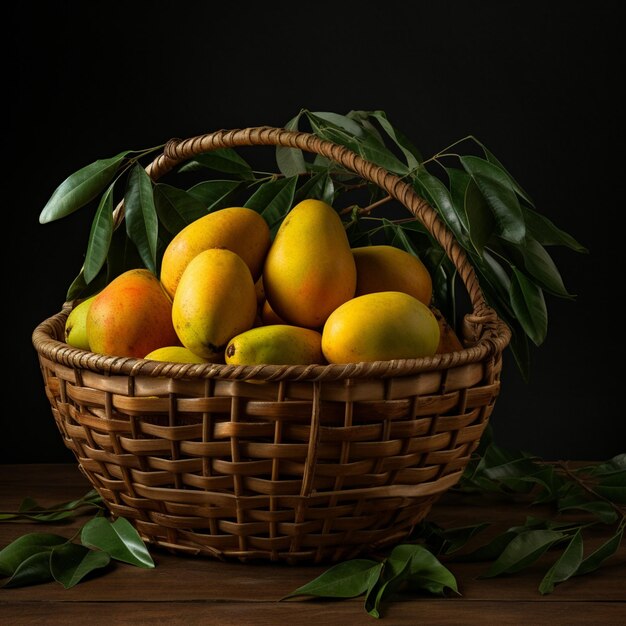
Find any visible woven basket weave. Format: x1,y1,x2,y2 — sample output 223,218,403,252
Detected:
32,127,511,563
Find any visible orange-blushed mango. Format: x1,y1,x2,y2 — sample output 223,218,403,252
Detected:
87,269,178,358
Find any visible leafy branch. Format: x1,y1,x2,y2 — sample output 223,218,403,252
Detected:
38,108,586,379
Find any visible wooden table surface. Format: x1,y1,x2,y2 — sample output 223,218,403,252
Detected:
1,464,624,625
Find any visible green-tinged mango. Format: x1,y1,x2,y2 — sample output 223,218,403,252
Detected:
225,325,324,365
322,291,440,363
65,295,96,350
144,346,212,363
160,207,271,298
263,199,356,328
172,248,257,359
352,245,433,305
87,269,178,358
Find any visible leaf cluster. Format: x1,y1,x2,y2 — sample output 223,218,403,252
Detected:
39,109,585,378
282,543,458,619
0,502,154,589
428,435,625,594
284,437,624,618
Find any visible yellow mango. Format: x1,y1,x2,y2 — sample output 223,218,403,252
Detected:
160,207,270,298
87,269,178,358
263,199,356,328
65,295,96,350
144,346,211,363
225,325,324,365
172,248,257,359
322,291,440,363
352,245,432,305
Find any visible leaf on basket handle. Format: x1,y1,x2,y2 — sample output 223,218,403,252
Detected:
81,516,154,568
124,164,159,275
39,151,130,223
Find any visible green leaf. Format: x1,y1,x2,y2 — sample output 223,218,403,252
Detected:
575,525,624,576
244,176,297,232
50,542,111,589
81,517,154,568
482,530,564,577
0,533,67,577
460,155,525,244
476,140,535,207
539,530,584,594
366,545,458,618
414,169,468,244
558,501,618,524
441,523,491,554
276,114,307,176
584,454,626,476
307,111,410,175
382,218,421,257
39,151,129,223
1,551,54,589
105,221,144,282
595,485,626,504
464,177,495,254
309,111,367,137
283,559,382,599
153,183,207,234
454,530,520,562
523,206,587,252
294,171,335,205
187,179,241,212
177,148,254,179
83,184,114,283
510,268,548,346
517,236,573,298
365,553,412,618
393,544,459,595
369,110,423,167
446,167,471,232
124,165,158,274
0,490,103,523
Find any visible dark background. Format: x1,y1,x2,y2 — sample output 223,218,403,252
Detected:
5,2,624,463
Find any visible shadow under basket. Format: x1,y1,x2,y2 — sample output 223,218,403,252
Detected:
32,126,511,564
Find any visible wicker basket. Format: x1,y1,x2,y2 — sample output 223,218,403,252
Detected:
32,127,511,563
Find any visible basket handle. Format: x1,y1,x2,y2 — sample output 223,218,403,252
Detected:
134,126,493,323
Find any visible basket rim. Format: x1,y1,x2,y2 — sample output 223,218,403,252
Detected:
32,305,510,381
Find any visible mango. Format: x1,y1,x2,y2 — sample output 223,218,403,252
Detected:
431,307,464,354
87,269,178,358
160,207,271,298
352,245,432,305
65,295,96,350
172,248,257,359
263,199,356,328
225,325,324,365
260,299,286,325
144,346,211,363
322,291,440,363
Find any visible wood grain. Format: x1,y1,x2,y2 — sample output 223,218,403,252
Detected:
1,464,624,625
